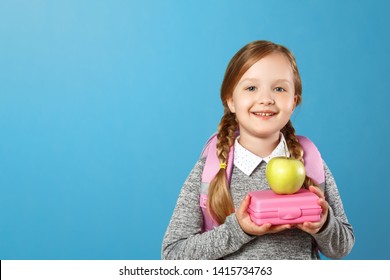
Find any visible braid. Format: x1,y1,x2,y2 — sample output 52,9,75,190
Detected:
216,109,237,162
207,109,238,224
281,121,319,188
281,120,303,161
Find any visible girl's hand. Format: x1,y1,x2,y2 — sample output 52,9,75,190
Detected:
295,185,329,234
236,194,292,236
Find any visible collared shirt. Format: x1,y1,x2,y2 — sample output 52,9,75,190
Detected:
234,133,290,176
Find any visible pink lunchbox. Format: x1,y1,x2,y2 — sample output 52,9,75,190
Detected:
247,189,322,225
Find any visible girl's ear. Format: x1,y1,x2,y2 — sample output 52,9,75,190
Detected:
227,98,236,113
292,95,298,111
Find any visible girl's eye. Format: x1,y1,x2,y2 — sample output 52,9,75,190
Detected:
246,86,257,92
274,87,286,92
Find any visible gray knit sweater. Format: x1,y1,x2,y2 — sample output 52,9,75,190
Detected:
161,158,354,260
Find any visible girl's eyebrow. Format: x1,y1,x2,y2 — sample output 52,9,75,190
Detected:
274,79,293,84
238,78,259,84
239,78,293,85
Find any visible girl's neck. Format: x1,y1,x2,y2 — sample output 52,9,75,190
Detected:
238,132,280,158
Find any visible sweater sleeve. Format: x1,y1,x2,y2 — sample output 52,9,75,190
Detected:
161,159,254,260
312,161,355,259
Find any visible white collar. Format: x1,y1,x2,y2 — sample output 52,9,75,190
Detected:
234,133,290,176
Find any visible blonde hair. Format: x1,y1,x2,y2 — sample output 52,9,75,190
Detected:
207,40,315,224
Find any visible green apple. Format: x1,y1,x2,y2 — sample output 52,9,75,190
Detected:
265,157,306,194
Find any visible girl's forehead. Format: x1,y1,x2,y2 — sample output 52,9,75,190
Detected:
240,53,294,82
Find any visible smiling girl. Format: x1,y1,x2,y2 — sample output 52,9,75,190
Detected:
162,40,354,260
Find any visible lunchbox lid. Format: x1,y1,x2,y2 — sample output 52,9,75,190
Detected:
248,188,320,214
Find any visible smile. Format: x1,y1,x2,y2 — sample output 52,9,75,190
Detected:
253,112,275,117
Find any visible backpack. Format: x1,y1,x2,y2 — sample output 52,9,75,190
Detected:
199,132,325,232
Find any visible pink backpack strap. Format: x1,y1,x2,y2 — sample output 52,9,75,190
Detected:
201,133,234,184
297,136,325,187
199,133,234,231
200,132,218,158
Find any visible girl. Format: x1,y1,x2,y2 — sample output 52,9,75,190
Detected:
162,40,354,260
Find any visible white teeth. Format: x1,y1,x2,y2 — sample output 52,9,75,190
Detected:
254,112,274,116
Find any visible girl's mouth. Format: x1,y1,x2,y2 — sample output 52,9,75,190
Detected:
252,112,276,117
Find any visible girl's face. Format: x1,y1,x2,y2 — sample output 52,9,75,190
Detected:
227,53,297,141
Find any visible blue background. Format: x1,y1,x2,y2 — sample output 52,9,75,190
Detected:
1,0,389,260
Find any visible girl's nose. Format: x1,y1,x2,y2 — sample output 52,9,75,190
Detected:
255,89,275,105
